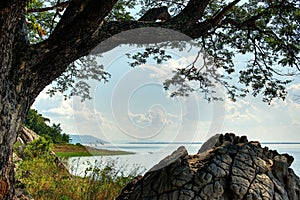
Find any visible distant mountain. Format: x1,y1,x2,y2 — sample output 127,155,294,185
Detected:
69,135,108,145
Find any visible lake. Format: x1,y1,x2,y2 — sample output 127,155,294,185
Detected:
67,143,300,177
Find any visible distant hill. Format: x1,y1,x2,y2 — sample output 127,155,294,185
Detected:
69,135,108,145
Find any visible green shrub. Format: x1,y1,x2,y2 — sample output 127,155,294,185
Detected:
75,143,83,146
23,137,53,159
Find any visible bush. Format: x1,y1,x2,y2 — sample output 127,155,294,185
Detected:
23,137,53,159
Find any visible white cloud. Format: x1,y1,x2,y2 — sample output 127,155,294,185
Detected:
287,83,300,104
224,99,258,123
46,99,73,117
128,112,151,127
139,51,205,81
115,105,174,139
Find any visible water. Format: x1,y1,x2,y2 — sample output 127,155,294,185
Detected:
67,143,300,177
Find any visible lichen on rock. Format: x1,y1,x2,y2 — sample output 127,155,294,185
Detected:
117,133,300,200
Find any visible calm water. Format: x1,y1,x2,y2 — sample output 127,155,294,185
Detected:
68,143,300,177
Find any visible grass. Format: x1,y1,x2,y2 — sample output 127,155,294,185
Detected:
53,143,134,157
14,138,142,199
15,155,138,200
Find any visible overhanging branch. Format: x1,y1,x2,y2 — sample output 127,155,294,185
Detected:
171,0,210,28
27,1,69,13
210,0,241,25
27,0,118,86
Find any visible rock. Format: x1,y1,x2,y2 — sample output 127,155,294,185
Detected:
13,126,40,200
198,134,221,153
17,125,39,144
117,133,300,200
148,146,188,172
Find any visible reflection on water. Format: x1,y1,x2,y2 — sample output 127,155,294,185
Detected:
67,143,300,177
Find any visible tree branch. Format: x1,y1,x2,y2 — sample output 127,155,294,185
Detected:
170,0,210,29
21,0,300,104
28,7,214,87
27,0,218,87
27,1,69,13
27,0,118,90
210,0,241,25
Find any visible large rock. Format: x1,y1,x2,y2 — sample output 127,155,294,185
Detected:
17,125,39,144
117,133,300,200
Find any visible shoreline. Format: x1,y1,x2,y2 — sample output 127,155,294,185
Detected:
53,143,134,157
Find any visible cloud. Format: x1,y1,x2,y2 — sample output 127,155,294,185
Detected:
128,112,151,127
287,83,300,104
139,51,205,81
33,92,112,136
221,88,300,141
224,99,257,123
46,99,73,117
119,105,174,138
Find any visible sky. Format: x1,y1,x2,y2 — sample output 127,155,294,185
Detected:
32,28,300,144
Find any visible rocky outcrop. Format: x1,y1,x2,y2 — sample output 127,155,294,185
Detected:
14,125,40,160
17,125,39,144
117,133,300,200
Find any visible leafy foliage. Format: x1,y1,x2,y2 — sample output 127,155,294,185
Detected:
126,47,172,67
106,0,137,21
26,0,66,42
127,0,300,103
137,0,188,17
25,0,300,103
47,56,111,101
23,137,53,159
24,109,70,144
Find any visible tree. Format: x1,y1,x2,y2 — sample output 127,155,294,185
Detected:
24,109,70,143
0,0,299,198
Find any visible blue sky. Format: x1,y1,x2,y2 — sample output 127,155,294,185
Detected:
32,30,300,143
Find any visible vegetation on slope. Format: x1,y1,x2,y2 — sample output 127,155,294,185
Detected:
14,137,139,200
24,109,70,144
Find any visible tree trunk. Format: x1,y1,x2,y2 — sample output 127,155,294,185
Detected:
0,74,34,199
0,1,33,199
0,105,24,199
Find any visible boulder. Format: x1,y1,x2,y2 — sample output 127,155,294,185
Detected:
17,125,39,144
117,133,300,200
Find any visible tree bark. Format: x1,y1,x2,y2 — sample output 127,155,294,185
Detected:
0,1,29,198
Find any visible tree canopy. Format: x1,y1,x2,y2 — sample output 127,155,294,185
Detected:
25,0,300,103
